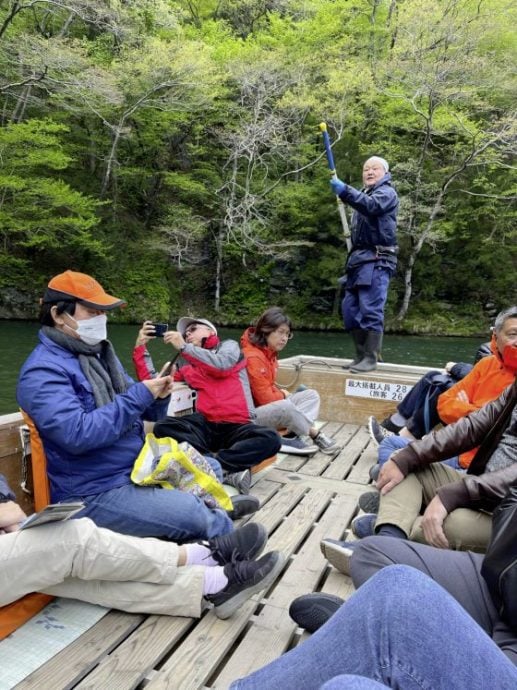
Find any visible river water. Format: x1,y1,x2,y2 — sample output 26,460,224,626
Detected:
0,320,484,415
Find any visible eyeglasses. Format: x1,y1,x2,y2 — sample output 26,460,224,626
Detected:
185,324,211,337
275,328,293,340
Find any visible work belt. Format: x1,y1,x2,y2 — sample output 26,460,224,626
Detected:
375,245,399,256
353,245,399,256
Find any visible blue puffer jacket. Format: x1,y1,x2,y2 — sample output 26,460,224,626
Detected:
16,331,169,502
0,474,15,501
338,173,399,271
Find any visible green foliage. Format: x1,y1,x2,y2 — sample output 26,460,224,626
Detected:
0,0,514,333
0,119,103,262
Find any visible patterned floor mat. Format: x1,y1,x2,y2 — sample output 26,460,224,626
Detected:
0,598,108,689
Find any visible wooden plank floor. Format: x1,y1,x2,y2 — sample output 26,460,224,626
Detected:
15,422,377,690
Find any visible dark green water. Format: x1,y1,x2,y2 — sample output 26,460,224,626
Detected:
0,320,484,415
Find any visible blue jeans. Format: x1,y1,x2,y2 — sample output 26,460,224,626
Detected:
73,482,233,542
378,435,460,469
322,679,386,689
230,566,517,689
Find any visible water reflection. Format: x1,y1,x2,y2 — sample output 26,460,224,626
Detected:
0,320,484,415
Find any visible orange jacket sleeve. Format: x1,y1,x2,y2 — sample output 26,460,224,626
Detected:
245,351,283,406
438,356,513,425
437,363,484,424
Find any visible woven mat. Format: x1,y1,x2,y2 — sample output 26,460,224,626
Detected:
0,598,108,689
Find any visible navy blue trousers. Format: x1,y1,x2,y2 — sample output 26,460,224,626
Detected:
342,264,392,332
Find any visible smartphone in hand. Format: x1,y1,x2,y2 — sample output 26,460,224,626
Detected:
161,352,180,376
152,323,168,337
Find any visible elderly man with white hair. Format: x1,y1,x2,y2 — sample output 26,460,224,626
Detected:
331,156,399,372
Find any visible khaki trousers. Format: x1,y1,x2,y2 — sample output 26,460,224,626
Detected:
376,464,492,552
0,518,204,617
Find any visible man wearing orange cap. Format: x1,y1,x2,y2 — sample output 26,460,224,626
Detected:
16,271,243,542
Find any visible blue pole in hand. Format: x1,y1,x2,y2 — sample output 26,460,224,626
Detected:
319,122,351,252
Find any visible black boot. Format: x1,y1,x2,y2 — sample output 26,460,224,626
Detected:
350,331,383,373
342,329,367,369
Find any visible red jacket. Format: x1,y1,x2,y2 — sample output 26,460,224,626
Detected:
133,336,255,424
240,327,284,406
174,335,255,424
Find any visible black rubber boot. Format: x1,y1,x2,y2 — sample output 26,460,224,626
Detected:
342,329,367,369
350,331,383,372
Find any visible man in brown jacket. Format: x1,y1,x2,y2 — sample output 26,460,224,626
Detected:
354,375,517,552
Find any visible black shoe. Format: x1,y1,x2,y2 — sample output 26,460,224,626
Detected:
369,463,381,482
358,490,380,514
207,522,268,565
223,469,252,495
380,417,404,434
289,593,343,633
227,494,260,520
207,551,285,619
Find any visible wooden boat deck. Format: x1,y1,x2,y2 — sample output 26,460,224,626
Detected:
15,421,376,690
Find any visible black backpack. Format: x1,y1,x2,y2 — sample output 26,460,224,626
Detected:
481,485,517,631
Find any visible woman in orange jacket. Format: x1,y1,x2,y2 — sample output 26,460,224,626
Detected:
241,307,341,456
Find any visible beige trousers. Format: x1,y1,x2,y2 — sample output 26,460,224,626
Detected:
0,518,204,617
376,464,492,552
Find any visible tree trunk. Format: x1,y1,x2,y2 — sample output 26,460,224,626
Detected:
396,187,445,321
100,123,123,197
214,228,223,313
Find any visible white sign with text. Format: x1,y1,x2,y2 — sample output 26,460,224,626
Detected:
345,379,413,403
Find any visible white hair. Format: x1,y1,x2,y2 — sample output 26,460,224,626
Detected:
366,156,389,172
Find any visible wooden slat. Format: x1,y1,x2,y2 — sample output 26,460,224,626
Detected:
346,440,379,484
299,421,344,476
7,422,375,689
15,611,144,690
275,453,306,472
214,493,358,687
145,488,335,690
322,427,371,480
73,615,195,690
247,482,309,533
262,467,365,500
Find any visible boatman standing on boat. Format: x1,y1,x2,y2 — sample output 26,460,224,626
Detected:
331,157,398,372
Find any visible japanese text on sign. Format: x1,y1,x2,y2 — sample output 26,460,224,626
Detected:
345,379,413,403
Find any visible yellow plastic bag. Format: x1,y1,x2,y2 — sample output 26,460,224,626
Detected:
131,434,233,511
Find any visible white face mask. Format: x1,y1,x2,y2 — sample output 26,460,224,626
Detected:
71,313,108,345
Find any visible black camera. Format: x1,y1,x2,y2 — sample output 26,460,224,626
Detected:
152,323,168,337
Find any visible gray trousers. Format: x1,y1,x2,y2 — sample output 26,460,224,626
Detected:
254,389,320,437
350,536,517,664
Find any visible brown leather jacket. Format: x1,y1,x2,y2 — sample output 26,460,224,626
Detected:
391,378,517,513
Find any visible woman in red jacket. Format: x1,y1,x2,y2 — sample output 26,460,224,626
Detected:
241,307,341,456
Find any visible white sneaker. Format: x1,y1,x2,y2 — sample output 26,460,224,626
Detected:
313,432,342,455
280,436,318,456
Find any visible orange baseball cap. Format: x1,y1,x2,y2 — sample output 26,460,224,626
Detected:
42,270,126,310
